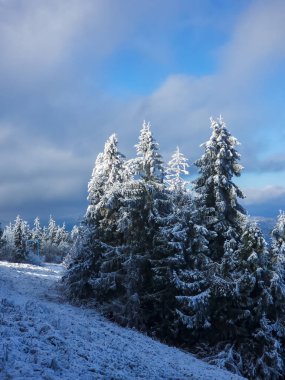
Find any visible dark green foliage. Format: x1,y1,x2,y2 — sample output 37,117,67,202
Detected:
62,119,285,379
193,117,246,261
12,216,28,262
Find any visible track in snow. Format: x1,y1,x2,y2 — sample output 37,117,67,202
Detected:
0,261,244,379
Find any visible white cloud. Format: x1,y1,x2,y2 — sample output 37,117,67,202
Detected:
244,186,285,205
0,0,91,79
118,0,285,161
0,0,191,84
1,1,285,220
221,0,285,83
0,124,90,213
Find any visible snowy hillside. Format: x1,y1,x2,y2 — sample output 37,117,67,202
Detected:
0,261,244,379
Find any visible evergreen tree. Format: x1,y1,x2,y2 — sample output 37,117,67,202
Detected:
31,217,42,255
0,223,4,248
180,118,283,378
165,146,189,192
70,225,79,242
144,144,189,337
173,117,246,345
1,223,14,260
47,215,58,244
269,211,285,361
0,222,6,258
193,116,246,261
271,211,285,279
63,134,128,306
32,217,42,240
93,124,167,328
215,222,284,378
172,214,214,339
86,133,126,223
13,215,28,262
133,121,164,183
61,118,285,379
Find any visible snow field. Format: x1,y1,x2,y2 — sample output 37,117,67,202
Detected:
0,261,244,379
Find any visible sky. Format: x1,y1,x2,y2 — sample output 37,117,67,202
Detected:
1,0,285,226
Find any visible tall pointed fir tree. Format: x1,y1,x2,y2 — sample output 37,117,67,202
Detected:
193,116,246,261
86,133,127,223
32,217,42,240
155,147,214,343
269,211,285,361
271,211,285,282
31,217,42,255
104,121,169,328
133,121,164,183
220,221,285,379
165,146,189,192
146,146,190,337
0,222,6,258
173,117,246,346
13,215,28,262
189,118,284,378
0,223,14,260
0,223,3,250
85,133,131,314
62,134,129,307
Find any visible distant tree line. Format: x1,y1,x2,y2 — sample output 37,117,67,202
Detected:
0,215,78,263
62,118,285,380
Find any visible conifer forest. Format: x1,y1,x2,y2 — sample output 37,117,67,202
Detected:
2,117,285,380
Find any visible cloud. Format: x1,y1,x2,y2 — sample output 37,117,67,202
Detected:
0,0,92,81
1,0,285,222
0,123,91,222
118,0,285,161
221,0,285,83
0,0,197,85
257,155,285,173
244,186,285,205
242,185,285,217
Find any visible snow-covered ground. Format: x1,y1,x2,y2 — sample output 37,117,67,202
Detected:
0,261,244,379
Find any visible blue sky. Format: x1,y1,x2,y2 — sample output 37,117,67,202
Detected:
0,0,285,225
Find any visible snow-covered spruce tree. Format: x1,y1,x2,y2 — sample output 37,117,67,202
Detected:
150,193,194,339
209,221,284,378
62,134,129,305
0,223,6,258
0,223,14,260
269,212,285,354
163,151,214,343
42,216,59,262
63,124,172,330
86,134,127,219
193,116,246,261
47,215,57,242
0,216,31,262
271,211,285,280
133,120,164,183
170,211,215,343
165,146,189,192
174,117,246,344
123,121,179,330
150,146,217,344
174,220,284,377
13,215,29,262
30,217,43,255
144,146,191,338
70,225,79,242
177,118,284,378
91,124,168,328
32,217,42,239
